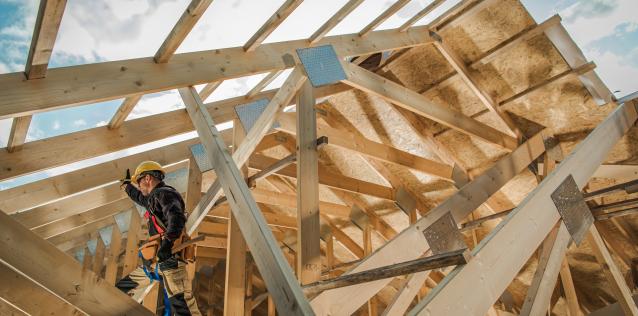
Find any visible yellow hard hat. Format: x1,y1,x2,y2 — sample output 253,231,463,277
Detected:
132,161,165,182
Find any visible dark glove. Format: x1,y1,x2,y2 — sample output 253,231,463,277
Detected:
119,169,131,188
157,238,174,262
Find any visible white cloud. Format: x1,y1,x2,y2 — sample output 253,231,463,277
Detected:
559,0,638,47
587,48,638,97
127,90,184,120
95,120,108,127
52,120,61,130
73,119,87,127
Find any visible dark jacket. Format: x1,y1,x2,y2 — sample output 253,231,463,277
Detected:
125,182,186,241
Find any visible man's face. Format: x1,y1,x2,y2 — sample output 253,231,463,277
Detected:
137,175,153,196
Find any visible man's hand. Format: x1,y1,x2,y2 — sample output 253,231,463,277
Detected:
157,238,174,262
119,169,131,188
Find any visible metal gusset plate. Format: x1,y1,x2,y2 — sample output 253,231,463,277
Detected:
551,174,594,245
234,98,280,133
296,45,347,87
189,143,214,172
422,213,466,255
395,187,416,215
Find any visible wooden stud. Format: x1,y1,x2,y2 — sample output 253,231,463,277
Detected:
92,236,106,276
123,210,142,276
309,0,364,44
180,86,313,314
340,61,518,150
104,223,123,285
295,80,321,284
154,0,214,63
187,154,203,212
243,0,302,52
82,247,93,271
6,115,32,153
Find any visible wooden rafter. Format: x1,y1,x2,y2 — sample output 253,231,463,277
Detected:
243,0,302,52
398,0,445,32
246,70,284,98
359,0,411,37
6,115,32,153
309,0,364,44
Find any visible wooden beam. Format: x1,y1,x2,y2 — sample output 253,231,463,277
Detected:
433,38,520,138
308,0,364,44
187,155,203,212
184,67,306,235
107,94,143,129
47,214,117,246
246,70,284,98
359,0,410,37
398,0,445,32
154,0,214,63
278,113,455,180
0,297,28,316
0,210,152,315
81,247,93,270
180,86,313,314
243,0,302,52
6,115,32,153
587,226,638,315
295,80,321,284
25,0,67,79
408,102,638,315
340,62,518,150
309,132,546,315
0,25,434,119
92,236,106,275
122,210,142,276
104,224,123,285
224,214,247,316
199,80,223,101
383,271,430,315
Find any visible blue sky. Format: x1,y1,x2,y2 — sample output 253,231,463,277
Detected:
0,0,637,190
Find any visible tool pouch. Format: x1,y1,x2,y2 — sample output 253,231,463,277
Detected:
139,234,162,261
173,232,196,263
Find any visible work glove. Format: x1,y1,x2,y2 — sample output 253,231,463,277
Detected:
119,169,131,188
157,238,174,262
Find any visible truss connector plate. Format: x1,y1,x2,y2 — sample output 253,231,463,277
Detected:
422,213,466,255
296,45,347,87
551,174,594,245
395,187,416,215
234,98,280,133
189,143,214,172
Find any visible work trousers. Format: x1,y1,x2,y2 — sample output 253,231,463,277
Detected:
116,259,201,316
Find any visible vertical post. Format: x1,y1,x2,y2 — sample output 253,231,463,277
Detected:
82,246,93,271
104,224,122,285
326,233,335,278
123,210,141,276
296,80,321,284
364,224,377,315
268,295,276,316
224,119,248,316
92,236,106,276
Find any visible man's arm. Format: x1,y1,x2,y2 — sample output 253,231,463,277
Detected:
125,183,149,208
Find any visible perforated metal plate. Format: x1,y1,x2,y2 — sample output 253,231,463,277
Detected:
395,187,416,215
551,175,594,245
234,98,280,134
422,213,466,255
190,143,214,172
296,45,347,87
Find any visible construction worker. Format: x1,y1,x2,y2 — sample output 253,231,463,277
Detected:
116,161,201,316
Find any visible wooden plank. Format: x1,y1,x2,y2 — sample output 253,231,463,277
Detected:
92,236,106,276
560,258,581,316
24,0,67,79
107,94,143,129
199,80,223,101
359,0,411,36
184,67,306,236
0,25,435,119
180,86,313,314
0,298,28,316
310,132,546,315
47,215,116,246
243,0,302,52
0,210,152,315
123,210,142,276
408,102,638,315
340,61,518,150
308,0,364,44
6,115,32,153
104,223,123,285
187,155,203,212
0,140,194,213
398,0,445,32
82,247,93,270
0,260,82,315
154,0,214,63
296,80,321,284
247,70,284,98
382,271,430,316
433,39,520,138
587,226,638,316
278,113,454,180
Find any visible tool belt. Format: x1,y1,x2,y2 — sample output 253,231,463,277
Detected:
139,232,202,263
